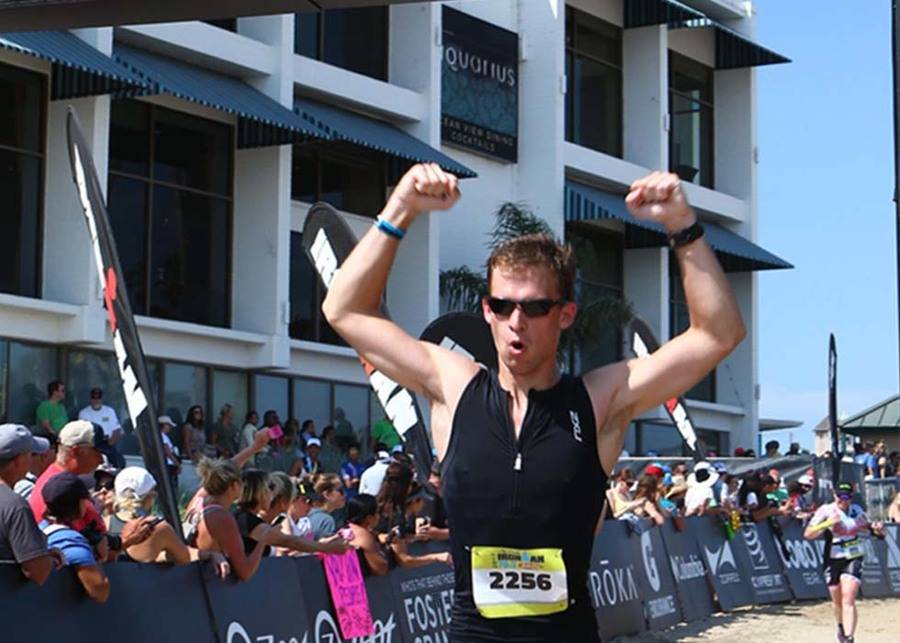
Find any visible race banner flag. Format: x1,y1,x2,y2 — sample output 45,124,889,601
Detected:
828,333,840,482
420,311,497,371
66,108,180,534
627,316,707,461
301,203,434,480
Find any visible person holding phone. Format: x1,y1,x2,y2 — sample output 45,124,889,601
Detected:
107,466,229,577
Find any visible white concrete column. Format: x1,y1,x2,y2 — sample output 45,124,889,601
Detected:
714,67,755,204
515,0,565,233
623,24,667,170
387,3,443,333
623,247,669,341
719,271,757,448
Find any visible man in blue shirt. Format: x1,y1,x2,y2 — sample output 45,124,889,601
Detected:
340,443,366,500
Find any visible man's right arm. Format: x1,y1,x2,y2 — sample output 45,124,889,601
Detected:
322,164,479,455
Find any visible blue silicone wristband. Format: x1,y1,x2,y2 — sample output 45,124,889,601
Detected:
376,216,406,240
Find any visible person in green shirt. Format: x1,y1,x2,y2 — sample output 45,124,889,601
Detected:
36,380,69,434
370,417,401,451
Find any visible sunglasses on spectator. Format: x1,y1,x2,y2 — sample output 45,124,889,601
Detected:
486,297,565,318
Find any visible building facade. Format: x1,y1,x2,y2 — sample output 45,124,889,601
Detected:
0,0,788,459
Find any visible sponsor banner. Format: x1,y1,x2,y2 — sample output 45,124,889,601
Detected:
775,520,829,600
689,517,754,610
883,524,900,595
630,525,682,630
66,108,179,530
737,522,793,604
420,312,498,371
658,519,715,622
589,520,647,640
301,203,434,481
209,558,312,643
392,542,455,643
441,6,518,162
858,536,892,598
0,563,218,642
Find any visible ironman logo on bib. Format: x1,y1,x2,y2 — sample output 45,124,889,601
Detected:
471,546,568,618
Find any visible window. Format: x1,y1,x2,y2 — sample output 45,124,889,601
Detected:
0,63,45,298
565,8,622,157
108,100,233,327
291,145,387,216
638,421,686,456
293,378,332,433
568,223,624,370
333,383,370,448
697,428,729,457
295,7,389,81
211,369,248,429
8,342,59,426
670,259,715,402
254,375,289,424
289,231,345,346
669,51,714,188
162,362,208,429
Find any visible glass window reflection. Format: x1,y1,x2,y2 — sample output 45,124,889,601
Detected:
8,342,59,427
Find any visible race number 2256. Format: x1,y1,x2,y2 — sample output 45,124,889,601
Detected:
487,571,552,591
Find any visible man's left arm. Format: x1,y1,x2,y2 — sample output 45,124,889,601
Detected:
585,173,746,468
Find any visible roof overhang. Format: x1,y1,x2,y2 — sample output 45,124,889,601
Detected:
0,0,427,32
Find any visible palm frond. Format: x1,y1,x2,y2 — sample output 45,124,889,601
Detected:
439,266,486,313
486,202,555,250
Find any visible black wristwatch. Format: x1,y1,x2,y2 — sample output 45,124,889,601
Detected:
667,221,704,249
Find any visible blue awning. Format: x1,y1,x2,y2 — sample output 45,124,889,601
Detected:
114,45,330,149
623,0,790,70
0,31,148,100
564,181,792,272
294,96,477,179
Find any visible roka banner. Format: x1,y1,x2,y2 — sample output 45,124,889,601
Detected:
588,520,647,640
65,108,179,532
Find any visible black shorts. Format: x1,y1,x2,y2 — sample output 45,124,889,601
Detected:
824,557,863,586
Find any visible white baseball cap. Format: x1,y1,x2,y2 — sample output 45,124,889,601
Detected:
114,466,157,499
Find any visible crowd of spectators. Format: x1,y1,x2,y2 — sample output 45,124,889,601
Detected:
605,458,823,531
0,380,452,602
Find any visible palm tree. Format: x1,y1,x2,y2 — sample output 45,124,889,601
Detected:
439,202,633,371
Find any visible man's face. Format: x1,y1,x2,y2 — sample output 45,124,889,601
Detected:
52,385,65,401
349,446,360,461
482,266,576,376
90,393,102,410
73,445,103,474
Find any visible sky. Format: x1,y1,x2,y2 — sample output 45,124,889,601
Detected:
754,0,898,450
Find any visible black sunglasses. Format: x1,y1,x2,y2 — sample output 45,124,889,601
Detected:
486,297,564,318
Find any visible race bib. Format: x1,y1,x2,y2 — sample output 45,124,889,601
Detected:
835,537,864,560
471,546,568,619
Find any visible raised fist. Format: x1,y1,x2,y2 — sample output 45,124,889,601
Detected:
387,163,460,219
625,171,696,233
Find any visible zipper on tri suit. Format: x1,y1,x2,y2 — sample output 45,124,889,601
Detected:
509,390,534,515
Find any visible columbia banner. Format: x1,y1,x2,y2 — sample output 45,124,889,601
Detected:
301,203,434,479
65,108,180,533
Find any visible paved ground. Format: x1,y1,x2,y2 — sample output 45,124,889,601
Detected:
612,598,898,642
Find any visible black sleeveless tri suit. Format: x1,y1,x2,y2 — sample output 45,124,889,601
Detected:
442,368,607,642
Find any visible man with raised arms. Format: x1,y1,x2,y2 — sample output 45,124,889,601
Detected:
323,164,745,642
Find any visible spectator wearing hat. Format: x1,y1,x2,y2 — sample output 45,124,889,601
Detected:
277,477,316,549
107,466,229,575
14,430,57,501
158,415,181,494
359,443,391,496
78,388,123,467
340,443,366,500
785,474,816,519
29,420,153,557
0,424,61,585
40,473,110,602
684,462,719,516
36,380,69,434
304,437,323,475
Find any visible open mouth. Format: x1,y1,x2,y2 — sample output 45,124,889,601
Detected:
510,340,525,353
